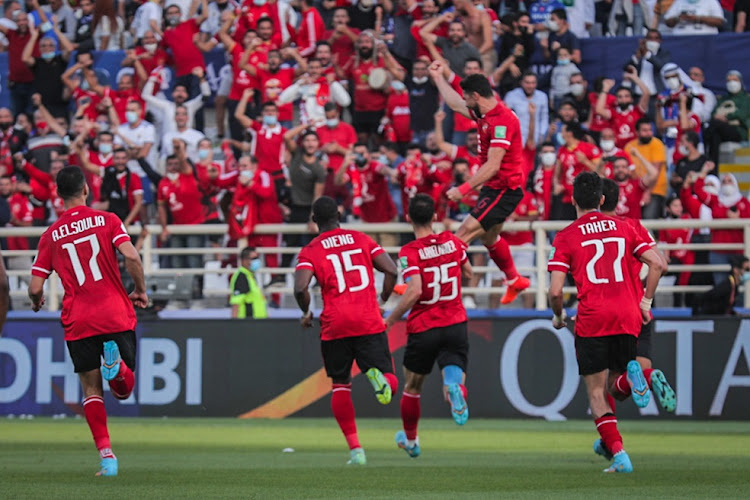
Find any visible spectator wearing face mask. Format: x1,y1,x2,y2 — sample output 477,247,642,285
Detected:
626,118,668,219
548,46,580,110
671,131,709,190
230,246,268,319
622,30,671,99
692,161,750,285
659,195,695,307
407,59,439,146
141,67,211,135
545,100,579,149
692,255,750,315
316,103,357,209
22,20,74,119
114,100,156,201
132,0,164,40
595,71,650,149
0,10,35,116
598,127,632,179
687,66,716,124
562,72,590,122
664,0,724,34
75,129,115,204
382,80,412,151
611,153,659,219
540,8,582,63
553,121,602,220
280,58,351,125
705,70,750,164
122,31,168,91
533,142,558,221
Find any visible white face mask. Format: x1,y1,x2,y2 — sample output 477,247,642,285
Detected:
540,152,556,166
645,41,660,54
547,20,559,32
570,83,584,97
166,172,179,181
240,170,254,179
600,140,615,152
665,77,681,91
727,80,742,94
721,184,737,198
144,43,157,53
678,144,689,156
412,76,428,85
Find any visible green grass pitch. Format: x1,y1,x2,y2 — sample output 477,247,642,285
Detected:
1,418,749,499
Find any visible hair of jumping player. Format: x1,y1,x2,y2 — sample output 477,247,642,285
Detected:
600,178,619,212
408,193,435,227
240,246,257,261
312,196,340,228
460,74,494,98
56,166,87,200
573,171,603,210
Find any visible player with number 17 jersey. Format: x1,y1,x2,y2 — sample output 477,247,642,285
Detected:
32,206,136,341
547,211,651,338
296,228,387,340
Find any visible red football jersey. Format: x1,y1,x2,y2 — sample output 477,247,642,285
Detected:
296,228,386,340
31,207,136,341
157,173,205,225
249,121,286,175
256,67,295,121
615,177,647,219
600,147,632,179
548,212,651,338
162,20,204,77
533,166,554,220
556,142,602,204
611,105,644,149
7,192,33,251
386,91,412,143
618,216,656,301
229,43,257,101
400,231,468,334
315,121,357,171
469,101,525,191
345,59,389,112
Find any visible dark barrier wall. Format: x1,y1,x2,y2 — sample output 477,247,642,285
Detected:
1,318,748,420
0,34,749,108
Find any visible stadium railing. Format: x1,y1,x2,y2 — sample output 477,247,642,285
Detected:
2,218,749,311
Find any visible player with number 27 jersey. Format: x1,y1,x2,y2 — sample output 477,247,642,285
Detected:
296,228,386,340
399,232,469,334
32,206,136,341
547,211,652,338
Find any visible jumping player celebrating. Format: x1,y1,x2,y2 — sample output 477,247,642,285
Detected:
428,60,530,305
293,196,399,466
29,167,148,477
385,194,473,459
548,172,664,473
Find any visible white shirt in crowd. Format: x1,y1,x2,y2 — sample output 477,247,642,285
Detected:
132,1,162,40
565,0,596,38
278,79,351,124
161,129,205,163
115,120,157,177
503,88,550,146
664,0,723,35
141,77,212,134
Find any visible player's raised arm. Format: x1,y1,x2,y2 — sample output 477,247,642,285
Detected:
384,273,421,330
637,248,665,324
429,60,471,119
373,252,398,303
118,240,148,308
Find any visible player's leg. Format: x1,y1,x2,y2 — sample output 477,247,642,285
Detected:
636,323,676,413
68,336,118,476
321,338,365,464
608,334,652,408
460,187,529,305
396,368,425,458
576,335,632,473
101,332,137,400
437,322,470,426
354,332,398,405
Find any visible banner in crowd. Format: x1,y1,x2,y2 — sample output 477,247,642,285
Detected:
1,317,748,420
0,33,748,110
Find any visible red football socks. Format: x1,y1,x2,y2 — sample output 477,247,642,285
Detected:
486,237,518,281
613,373,631,398
109,362,135,400
595,414,624,455
331,384,360,450
606,392,617,415
642,368,654,389
83,395,114,458
460,384,468,400
400,392,421,441
384,373,399,394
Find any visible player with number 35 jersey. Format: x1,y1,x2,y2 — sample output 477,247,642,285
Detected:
294,196,399,466
386,194,474,459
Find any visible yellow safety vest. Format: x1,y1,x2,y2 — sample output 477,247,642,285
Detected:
229,267,268,319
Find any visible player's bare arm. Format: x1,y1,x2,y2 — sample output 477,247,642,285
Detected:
548,270,567,329
293,267,315,327
28,275,46,312
637,248,666,324
384,274,422,330
461,259,474,280
372,253,398,302
447,147,505,203
118,241,148,308
429,61,471,119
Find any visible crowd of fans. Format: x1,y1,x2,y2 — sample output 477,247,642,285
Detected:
0,0,749,309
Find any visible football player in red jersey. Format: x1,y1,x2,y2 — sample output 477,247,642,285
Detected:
601,178,676,415
293,196,399,466
385,194,473,458
612,155,658,220
29,167,147,477
429,61,530,305
548,172,664,473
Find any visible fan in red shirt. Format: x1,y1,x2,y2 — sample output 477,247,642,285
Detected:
658,195,695,304
193,138,227,227
293,196,398,466
383,82,412,146
162,2,208,82
0,175,33,252
548,172,664,474
124,32,169,90
612,155,659,220
248,48,307,126
598,128,633,179
235,0,293,47
76,131,115,204
433,110,481,175
430,62,530,305
317,103,357,207
395,143,432,215
533,143,557,220
410,0,447,60
17,158,66,223
595,73,650,149
325,8,360,67
334,143,397,224
29,166,147,477
384,194,473,452
0,12,35,111
553,122,602,220
296,0,325,57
